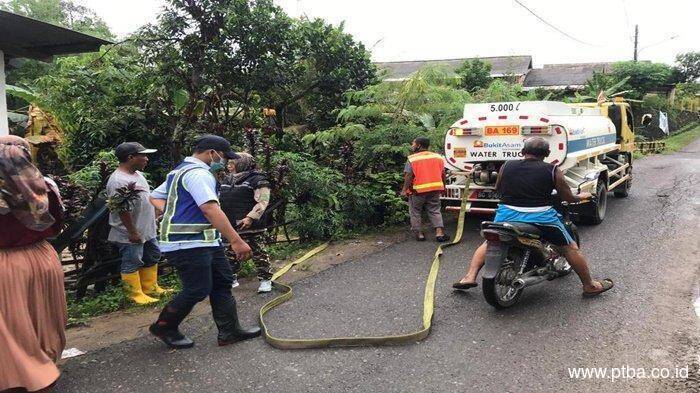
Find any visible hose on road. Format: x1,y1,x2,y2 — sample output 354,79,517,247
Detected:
259,181,472,349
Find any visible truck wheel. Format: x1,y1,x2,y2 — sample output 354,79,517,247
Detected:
581,180,607,225
613,179,630,198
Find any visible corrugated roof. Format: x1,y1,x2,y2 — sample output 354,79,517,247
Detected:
523,62,613,88
375,55,533,81
0,10,111,62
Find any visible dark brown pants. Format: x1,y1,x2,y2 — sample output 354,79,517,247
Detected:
408,191,444,231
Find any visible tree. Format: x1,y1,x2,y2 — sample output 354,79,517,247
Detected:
31,46,165,170
573,72,632,102
611,61,674,100
136,0,376,160
0,0,114,39
270,18,377,130
455,58,492,92
673,52,700,83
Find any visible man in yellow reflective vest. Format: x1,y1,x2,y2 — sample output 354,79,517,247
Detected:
401,137,450,242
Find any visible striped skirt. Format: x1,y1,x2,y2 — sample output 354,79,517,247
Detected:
0,240,66,392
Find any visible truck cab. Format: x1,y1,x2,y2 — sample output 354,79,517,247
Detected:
571,97,636,153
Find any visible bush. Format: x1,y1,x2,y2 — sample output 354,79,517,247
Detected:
612,61,674,100
68,150,118,193
272,152,346,239
456,58,492,92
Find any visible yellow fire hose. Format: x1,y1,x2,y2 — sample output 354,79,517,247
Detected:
259,181,472,349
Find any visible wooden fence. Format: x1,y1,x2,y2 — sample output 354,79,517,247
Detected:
635,141,666,154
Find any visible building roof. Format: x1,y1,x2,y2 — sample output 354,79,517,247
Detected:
375,55,533,81
523,62,613,90
0,10,111,62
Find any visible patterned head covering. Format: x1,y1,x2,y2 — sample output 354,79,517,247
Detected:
0,135,56,231
231,152,257,173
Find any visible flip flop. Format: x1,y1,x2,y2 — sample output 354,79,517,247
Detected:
582,278,614,298
452,282,478,290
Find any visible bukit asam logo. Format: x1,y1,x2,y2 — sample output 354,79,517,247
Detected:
472,140,523,149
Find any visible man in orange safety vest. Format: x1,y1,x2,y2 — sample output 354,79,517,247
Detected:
400,137,450,242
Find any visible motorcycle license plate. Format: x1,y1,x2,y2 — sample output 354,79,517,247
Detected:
477,190,500,200
485,125,520,136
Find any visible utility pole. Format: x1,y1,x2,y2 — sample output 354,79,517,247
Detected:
633,24,639,62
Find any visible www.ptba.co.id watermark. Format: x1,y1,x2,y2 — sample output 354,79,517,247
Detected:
567,356,700,382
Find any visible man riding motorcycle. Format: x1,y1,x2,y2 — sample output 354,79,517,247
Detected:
452,137,614,297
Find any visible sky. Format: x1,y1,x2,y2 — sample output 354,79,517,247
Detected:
78,0,698,67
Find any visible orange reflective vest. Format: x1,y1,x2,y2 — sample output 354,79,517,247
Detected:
408,151,445,193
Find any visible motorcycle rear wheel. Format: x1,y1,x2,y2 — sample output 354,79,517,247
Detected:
483,264,523,309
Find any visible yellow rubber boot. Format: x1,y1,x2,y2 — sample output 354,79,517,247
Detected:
139,264,171,297
121,272,158,305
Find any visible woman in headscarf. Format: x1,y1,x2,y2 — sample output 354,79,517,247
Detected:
0,135,67,392
220,153,274,293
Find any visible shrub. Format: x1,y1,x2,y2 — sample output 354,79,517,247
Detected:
68,150,118,193
456,58,492,92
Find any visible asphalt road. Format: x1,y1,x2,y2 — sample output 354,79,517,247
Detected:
57,138,700,393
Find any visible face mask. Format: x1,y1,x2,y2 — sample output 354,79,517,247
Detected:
209,151,226,173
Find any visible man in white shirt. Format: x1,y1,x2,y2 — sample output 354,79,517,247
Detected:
148,135,259,349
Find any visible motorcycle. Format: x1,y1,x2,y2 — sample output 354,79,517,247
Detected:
479,196,590,309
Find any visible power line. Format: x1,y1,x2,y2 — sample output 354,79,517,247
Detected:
639,34,679,52
512,0,600,47
621,0,634,43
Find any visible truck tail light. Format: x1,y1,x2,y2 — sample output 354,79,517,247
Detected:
521,126,551,135
451,127,483,136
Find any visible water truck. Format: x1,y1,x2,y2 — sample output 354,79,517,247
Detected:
442,98,645,224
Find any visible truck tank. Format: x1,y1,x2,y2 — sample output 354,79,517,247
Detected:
444,101,618,172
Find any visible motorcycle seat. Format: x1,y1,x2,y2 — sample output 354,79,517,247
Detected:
482,221,542,238
507,222,542,237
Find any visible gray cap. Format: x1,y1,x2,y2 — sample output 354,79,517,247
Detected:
115,142,157,161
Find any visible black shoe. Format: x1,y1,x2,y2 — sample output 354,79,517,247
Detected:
436,234,451,242
217,326,262,346
150,304,195,349
149,323,195,349
212,297,262,346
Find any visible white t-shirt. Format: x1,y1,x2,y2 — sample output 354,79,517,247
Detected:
106,169,157,243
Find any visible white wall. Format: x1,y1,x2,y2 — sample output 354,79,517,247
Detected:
0,50,8,136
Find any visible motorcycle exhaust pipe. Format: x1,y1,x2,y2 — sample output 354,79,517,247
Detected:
512,275,549,290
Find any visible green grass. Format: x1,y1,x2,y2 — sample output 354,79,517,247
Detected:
662,123,700,153
633,122,700,159
67,273,181,325
65,242,318,323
